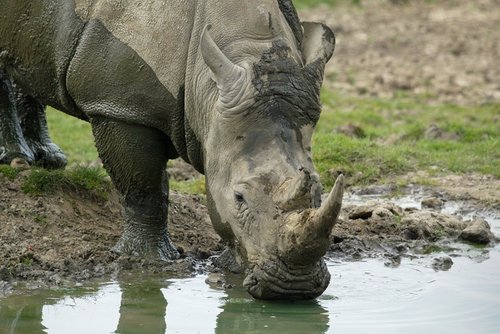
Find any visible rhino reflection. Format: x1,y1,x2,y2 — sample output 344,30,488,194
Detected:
1,276,330,333
116,279,167,333
215,286,329,334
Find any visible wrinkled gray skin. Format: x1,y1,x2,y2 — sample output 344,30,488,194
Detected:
0,0,344,300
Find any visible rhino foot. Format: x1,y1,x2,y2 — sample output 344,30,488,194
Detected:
0,145,35,166
28,140,67,169
112,232,180,261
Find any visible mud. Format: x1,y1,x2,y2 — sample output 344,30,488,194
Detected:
300,0,500,105
0,164,222,296
1,161,498,297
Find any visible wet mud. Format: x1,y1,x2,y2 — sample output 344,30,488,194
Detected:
1,160,498,297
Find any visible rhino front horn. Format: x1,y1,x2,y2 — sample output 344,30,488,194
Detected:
311,173,344,236
279,174,344,265
200,25,244,87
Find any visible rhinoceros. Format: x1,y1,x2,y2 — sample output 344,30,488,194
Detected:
0,0,344,300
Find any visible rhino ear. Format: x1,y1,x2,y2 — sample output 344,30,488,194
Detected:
200,25,244,88
301,22,335,80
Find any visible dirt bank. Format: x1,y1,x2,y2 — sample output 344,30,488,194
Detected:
1,163,498,297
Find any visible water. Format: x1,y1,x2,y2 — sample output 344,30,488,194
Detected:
1,197,500,334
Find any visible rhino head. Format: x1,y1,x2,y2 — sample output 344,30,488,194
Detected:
200,22,342,300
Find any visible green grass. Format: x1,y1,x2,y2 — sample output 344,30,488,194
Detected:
0,165,21,180
21,166,110,200
314,90,500,189
46,107,98,163
46,107,206,194
170,178,206,194
41,91,499,195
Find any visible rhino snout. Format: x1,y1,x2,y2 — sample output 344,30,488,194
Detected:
243,258,330,300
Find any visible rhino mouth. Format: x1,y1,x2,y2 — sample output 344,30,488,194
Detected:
242,257,330,300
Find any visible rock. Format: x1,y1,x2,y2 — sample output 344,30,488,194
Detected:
334,124,366,138
348,205,374,220
432,256,453,271
401,211,467,241
384,254,401,268
373,207,394,218
10,158,30,170
459,218,494,245
0,281,11,298
348,202,403,221
0,266,12,281
424,124,460,140
205,273,225,287
421,196,444,209
424,124,443,139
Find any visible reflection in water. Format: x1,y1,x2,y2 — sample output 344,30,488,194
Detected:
42,285,121,333
163,276,224,333
0,296,46,333
215,287,329,334
323,253,500,334
116,279,168,334
162,275,330,334
0,245,499,333
0,285,105,333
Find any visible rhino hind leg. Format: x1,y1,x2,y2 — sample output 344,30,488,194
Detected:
0,70,35,166
16,93,67,169
0,70,66,169
90,116,179,260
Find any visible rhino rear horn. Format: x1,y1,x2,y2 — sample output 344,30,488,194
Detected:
301,22,335,82
200,25,244,88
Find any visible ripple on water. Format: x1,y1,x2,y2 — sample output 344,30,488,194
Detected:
322,251,500,334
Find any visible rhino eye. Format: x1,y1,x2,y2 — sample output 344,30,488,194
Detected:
234,192,246,206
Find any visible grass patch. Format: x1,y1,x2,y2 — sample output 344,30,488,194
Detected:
0,165,20,180
170,177,206,194
314,90,499,189
21,169,64,194
46,107,98,164
21,167,110,199
43,90,498,194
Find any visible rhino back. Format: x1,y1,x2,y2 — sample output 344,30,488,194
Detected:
73,0,195,100
1,0,197,162
66,0,196,162
0,0,86,116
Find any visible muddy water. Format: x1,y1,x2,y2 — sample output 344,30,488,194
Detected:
1,198,499,334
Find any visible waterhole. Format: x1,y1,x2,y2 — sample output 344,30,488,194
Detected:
1,196,499,334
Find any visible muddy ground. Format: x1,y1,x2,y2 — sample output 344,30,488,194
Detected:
301,0,500,105
1,0,499,296
1,159,498,297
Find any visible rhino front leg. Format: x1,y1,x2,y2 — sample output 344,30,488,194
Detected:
90,117,179,260
0,70,35,166
16,93,67,169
